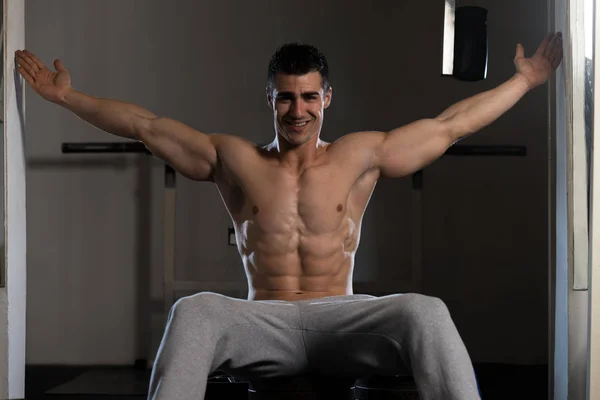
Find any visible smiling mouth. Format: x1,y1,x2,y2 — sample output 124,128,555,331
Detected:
285,120,311,129
287,120,309,126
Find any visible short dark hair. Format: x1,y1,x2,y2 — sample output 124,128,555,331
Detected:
267,42,330,94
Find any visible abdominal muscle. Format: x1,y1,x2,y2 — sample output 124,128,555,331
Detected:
247,257,354,301
238,220,358,301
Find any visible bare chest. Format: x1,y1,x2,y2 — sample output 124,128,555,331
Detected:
233,167,355,235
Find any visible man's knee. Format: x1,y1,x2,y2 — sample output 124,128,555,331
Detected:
170,292,228,321
382,293,453,327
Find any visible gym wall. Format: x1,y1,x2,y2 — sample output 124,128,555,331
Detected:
24,0,549,366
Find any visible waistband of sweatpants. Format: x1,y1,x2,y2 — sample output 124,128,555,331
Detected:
258,294,377,305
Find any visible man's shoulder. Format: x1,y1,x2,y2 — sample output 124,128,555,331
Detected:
211,133,263,158
322,131,387,177
211,134,271,171
211,133,258,149
327,131,386,157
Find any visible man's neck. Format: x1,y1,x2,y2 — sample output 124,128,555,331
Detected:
270,136,328,172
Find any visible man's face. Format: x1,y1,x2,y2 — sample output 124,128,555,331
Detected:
268,71,332,147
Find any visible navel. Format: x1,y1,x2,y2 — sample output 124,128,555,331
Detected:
252,206,260,214
337,204,343,212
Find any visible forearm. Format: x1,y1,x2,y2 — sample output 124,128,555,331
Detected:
58,89,156,140
437,73,531,141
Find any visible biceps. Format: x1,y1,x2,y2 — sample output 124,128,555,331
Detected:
142,117,218,181
377,119,453,178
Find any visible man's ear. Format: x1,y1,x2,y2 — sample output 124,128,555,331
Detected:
324,87,333,109
266,86,273,109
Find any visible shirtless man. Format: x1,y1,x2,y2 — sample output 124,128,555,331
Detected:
16,32,562,400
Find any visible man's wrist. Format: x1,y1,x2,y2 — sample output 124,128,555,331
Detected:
513,72,535,92
57,87,78,107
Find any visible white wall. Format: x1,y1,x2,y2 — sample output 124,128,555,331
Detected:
25,0,549,366
1,0,27,398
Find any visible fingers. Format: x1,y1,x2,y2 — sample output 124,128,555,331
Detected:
22,50,46,70
15,50,38,71
14,49,50,78
535,32,555,57
546,32,563,68
548,32,562,55
54,59,66,72
515,43,525,59
15,51,38,78
16,65,35,86
550,37,564,68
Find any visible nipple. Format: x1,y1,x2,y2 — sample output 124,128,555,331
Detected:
252,206,259,214
337,204,343,212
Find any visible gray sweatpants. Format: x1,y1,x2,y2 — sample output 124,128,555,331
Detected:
148,292,481,400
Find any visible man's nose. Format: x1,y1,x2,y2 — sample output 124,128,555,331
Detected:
289,100,305,118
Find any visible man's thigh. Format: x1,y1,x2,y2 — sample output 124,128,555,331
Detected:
205,295,309,380
297,294,426,378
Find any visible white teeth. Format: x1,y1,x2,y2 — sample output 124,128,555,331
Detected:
291,121,308,127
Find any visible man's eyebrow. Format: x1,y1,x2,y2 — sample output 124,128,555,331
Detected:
276,91,321,97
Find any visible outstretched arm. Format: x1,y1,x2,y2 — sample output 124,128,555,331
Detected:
368,32,563,178
15,49,222,181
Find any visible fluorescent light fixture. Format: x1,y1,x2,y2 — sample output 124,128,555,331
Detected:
442,0,456,75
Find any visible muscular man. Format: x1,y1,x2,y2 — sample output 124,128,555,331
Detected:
16,32,562,400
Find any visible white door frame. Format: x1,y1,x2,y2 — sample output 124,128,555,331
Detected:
587,0,600,396
551,0,599,398
1,0,26,398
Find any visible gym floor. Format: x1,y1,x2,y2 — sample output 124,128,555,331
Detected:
24,363,548,399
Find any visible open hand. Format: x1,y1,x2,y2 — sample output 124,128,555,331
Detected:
15,50,72,103
514,32,563,89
